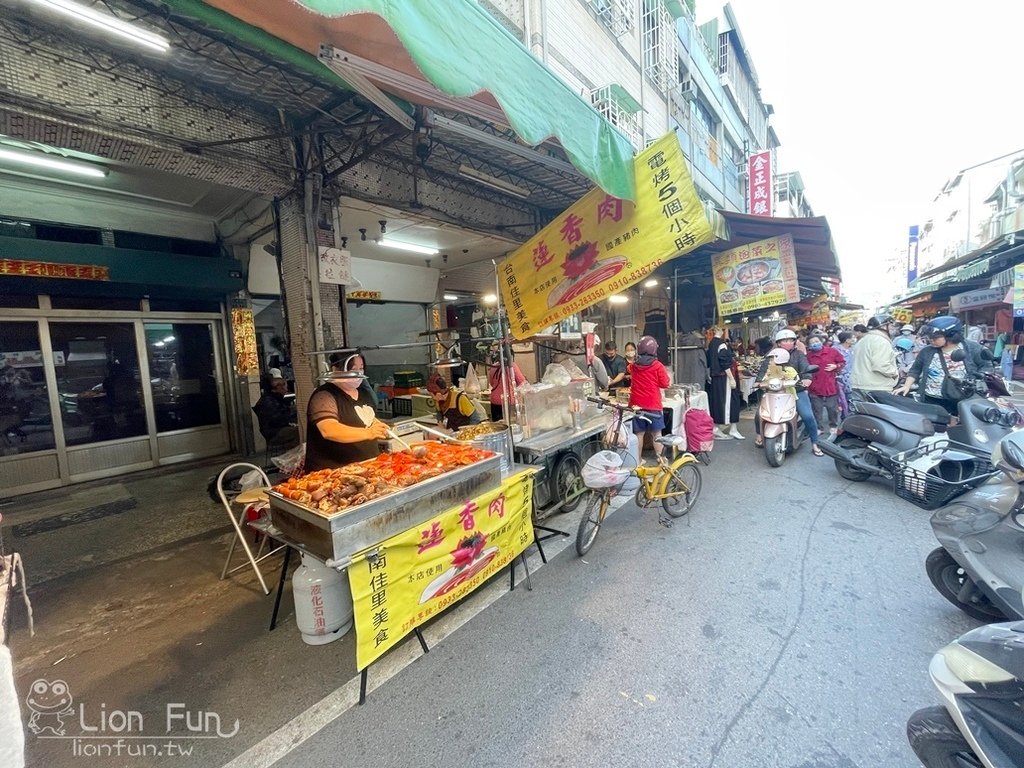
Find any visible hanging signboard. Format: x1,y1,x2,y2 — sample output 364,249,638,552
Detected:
0,259,109,280
890,307,915,325
907,225,919,286
348,471,535,671
318,246,352,285
498,132,713,339
712,234,798,317
747,151,773,217
950,287,1008,312
1013,265,1024,317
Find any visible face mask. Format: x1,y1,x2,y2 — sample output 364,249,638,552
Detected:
625,351,636,359
809,342,823,352
338,377,363,392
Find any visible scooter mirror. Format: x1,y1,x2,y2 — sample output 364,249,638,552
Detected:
992,430,1024,473
950,349,967,363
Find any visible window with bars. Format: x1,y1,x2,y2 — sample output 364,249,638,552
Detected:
591,86,643,150
641,0,675,93
587,0,634,37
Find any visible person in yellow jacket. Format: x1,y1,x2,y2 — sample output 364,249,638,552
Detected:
426,371,481,431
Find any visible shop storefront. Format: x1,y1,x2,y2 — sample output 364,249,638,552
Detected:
0,240,242,495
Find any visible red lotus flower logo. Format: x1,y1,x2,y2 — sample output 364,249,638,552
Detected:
562,241,599,279
450,532,487,570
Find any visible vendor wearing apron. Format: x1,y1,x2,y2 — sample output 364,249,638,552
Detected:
304,353,389,472
426,372,481,431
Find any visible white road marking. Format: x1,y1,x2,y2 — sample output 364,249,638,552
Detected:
220,495,630,768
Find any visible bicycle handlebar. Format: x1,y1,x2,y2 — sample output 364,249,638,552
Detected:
587,396,639,413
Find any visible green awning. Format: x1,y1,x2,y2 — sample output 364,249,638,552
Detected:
606,84,644,114
292,0,636,200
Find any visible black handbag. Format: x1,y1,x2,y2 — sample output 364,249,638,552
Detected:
936,347,972,401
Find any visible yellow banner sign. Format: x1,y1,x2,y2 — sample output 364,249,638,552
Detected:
498,132,713,338
890,307,914,325
712,234,799,317
348,471,535,670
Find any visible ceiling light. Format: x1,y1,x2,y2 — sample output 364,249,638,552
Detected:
377,238,438,256
28,0,171,52
644,279,658,288
458,165,530,199
609,295,629,304
481,294,498,304
163,336,175,343
443,294,460,301
0,147,107,178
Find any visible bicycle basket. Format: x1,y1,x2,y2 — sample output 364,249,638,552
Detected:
582,450,635,490
893,441,997,511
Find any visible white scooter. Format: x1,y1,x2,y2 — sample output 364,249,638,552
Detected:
755,364,818,468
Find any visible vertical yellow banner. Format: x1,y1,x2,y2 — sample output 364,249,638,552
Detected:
348,471,535,670
498,132,713,338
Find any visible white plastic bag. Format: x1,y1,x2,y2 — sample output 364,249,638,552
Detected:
582,450,631,489
602,417,630,448
542,363,572,387
272,443,306,476
239,469,266,491
464,364,482,394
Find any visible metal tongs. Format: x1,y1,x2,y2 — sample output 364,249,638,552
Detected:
416,423,475,445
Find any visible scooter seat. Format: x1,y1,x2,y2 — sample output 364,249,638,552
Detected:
855,402,936,436
863,392,950,429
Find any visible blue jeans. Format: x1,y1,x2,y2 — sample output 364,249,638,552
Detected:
796,390,820,445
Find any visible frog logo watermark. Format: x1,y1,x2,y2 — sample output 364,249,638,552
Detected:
25,678,238,759
26,679,74,736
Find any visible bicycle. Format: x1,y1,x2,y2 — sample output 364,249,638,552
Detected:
575,397,703,556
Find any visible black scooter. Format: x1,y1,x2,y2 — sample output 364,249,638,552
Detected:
907,617,1024,767
819,358,1017,497
927,430,1024,623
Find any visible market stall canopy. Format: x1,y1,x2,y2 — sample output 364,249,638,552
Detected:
704,210,842,288
191,0,637,201
917,229,1024,281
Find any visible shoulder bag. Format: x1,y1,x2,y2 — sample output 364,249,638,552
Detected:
935,347,972,401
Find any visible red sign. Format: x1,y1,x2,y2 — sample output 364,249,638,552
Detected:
747,151,773,217
0,259,109,280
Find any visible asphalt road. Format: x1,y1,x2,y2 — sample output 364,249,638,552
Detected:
264,438,979,768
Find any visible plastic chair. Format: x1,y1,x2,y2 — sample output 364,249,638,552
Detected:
217,462,286,595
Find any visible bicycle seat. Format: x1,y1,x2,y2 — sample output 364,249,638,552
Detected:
655,434,687,448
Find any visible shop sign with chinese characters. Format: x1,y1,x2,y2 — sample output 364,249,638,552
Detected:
0,259,109,280
497,132,713,339
230,308,259,376
1014,265,1024,317
348,471,535,670
712,234,798,317
747,151,773,217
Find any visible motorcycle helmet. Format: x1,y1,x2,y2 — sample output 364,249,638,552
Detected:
901,324,915,334
895,337,914,352
766,348,790,364
928,316,963,341
774,329,798,342
638,335,658,356
867,313,894,329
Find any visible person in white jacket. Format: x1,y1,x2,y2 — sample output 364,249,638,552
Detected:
850,314,899,394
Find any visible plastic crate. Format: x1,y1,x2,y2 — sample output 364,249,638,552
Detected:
393,370,424,388
893,441,996,511
391,396,413,417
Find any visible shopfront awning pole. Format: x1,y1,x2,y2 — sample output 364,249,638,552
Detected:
493,259,515,468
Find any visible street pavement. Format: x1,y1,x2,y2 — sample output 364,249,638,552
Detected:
9,437,979,768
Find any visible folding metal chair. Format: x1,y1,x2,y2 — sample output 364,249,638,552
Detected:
217,462,286,595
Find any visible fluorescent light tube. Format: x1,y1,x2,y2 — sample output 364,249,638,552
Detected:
377,238,438,256
482,294,498,304
458,165,530,199
644,279,658,288
443,294,459,301
28,0,170,52
609,295,629,304
0,147,108,178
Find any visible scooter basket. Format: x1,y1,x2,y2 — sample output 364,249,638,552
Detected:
892,441,996,511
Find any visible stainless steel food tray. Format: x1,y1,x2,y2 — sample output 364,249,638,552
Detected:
268,453,501,562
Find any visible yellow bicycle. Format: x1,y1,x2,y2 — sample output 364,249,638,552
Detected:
575,399,703,556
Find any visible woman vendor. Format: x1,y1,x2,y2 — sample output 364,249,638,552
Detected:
304,352,389,472
427,371,481,431
486,343,526,421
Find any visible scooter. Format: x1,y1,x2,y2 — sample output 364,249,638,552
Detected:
755,364,818,468
907,615,1024,767
819,373,1017,493
926,429,1024,623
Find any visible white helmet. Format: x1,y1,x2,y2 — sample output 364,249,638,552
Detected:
774,329,797,342
766,348,790,364
901,324,915,333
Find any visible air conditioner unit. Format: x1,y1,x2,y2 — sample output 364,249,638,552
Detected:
679,77,696,101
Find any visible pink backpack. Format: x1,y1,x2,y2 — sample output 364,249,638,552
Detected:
684,408,715,453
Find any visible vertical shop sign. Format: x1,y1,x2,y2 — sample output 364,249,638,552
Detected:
747,151,773,217
230,308,259,375
1013,264,1024,317
497,132,713,339
907,225,919,286
318,246,352,285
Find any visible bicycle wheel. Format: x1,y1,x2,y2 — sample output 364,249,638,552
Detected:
552,451,585,513
575,490,609,556
660,458,702,518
